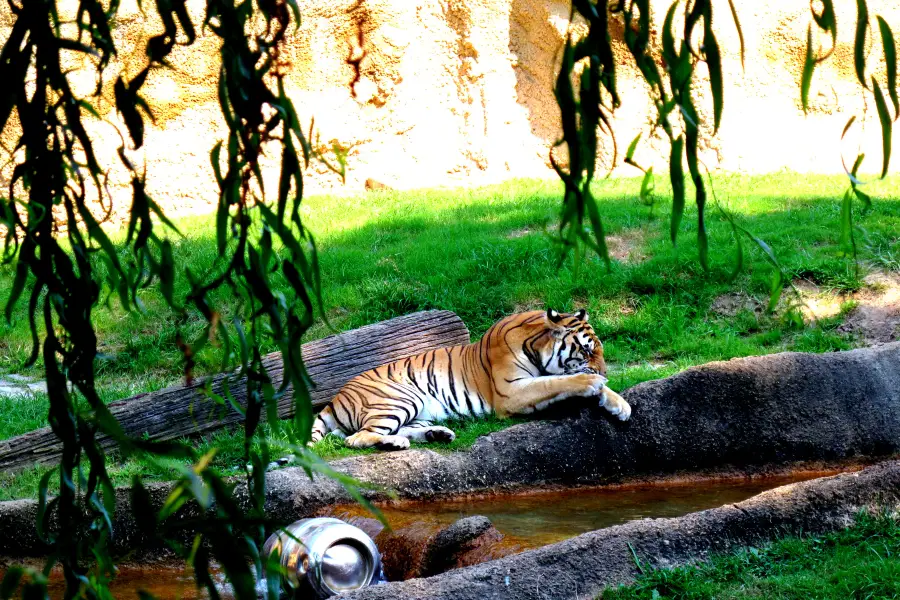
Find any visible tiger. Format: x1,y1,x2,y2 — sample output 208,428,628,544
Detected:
309,308,631,450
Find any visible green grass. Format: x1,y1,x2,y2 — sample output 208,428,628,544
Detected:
602,511,900,599
307,415,528,461
0,416,523,501
1,173,899,498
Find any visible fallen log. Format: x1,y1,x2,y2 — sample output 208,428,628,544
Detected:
0,310,470,472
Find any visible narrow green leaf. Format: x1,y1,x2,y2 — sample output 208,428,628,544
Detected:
662,2,680,67
625,132,642,162
639,167,655,205
871,77,893,177
159,240,177,308
840,188,853,251
278,143,298,225
4,260,27,324
77,98,101,119
853,186,873,210
0,566,23,600
669,136,686,244
851,152,865,178
217,66,235,129
811,0,837,49
683,113,708,271
725,0,745,68
705,30,723,131
855,0,869,88
210,142,224,187
840,119,864,185
287,446,393,524
733,224,785,313
75,202,125,278
146,195,181,235
877,16,898,119
216,196,228,255
801,25,816,113
35,470,56,543
842,115,857,140
767,270,784,313
115,77,144,148
285,0,301,30
23,285,40,367
220,374,246,418
706,203,744,282
721,208,744,282
171,0,196,43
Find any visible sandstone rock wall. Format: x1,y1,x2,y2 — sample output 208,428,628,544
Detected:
1,1,899,217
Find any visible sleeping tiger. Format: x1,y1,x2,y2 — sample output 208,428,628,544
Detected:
310,308,631,450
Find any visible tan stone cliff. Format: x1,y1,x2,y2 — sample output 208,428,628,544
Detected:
1,1,898,219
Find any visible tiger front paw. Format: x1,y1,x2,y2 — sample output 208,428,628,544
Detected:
599,388,632,421
573,373,609,396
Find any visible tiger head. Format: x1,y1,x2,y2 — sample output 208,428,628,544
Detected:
542,308,608,378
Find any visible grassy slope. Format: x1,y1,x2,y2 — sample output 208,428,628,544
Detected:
1,173,899,498
602,512,900,599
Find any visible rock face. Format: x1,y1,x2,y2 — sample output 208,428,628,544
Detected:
305,513,508,580
374,516,508,581
419,516,507,577
2,1,899,217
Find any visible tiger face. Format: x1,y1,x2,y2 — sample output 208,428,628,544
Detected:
544,308,608,378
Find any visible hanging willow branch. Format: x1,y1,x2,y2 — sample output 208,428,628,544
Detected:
802,0,898,272
555,0,736,273
0,1,352,599
556,0,897,301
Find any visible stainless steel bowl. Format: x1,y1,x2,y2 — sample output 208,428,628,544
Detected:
263,517,383,598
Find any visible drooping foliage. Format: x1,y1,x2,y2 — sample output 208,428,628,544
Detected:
0,0,357,598
555,0,898,303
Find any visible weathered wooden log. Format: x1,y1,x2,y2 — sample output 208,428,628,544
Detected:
0,310,469,472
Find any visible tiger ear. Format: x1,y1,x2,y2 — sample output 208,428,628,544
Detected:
574,309,588,322
545,309,566,335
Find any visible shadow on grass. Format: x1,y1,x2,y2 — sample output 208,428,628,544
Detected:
0,175,897,460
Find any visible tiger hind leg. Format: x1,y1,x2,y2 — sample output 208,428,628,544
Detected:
309,405,344,446
397,421,456,444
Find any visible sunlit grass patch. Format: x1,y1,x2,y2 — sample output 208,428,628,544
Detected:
602,511,900,599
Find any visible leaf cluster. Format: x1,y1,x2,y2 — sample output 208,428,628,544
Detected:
0,1,354,599
555,0,898,309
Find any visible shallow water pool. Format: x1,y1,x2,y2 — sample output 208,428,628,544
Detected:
331,472,834,549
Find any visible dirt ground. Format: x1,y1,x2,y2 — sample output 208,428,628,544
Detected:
712,270,900,346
